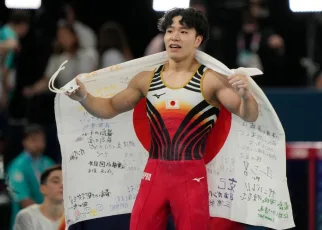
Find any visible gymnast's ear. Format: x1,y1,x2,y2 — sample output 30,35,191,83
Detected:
194,35,203,48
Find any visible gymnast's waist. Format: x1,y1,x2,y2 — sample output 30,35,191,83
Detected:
146,158,205,164
148,152,205,161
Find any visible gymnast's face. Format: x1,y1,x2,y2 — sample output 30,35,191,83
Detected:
164,16,203,61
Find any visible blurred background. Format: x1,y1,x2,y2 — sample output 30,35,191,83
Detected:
0,0,321,229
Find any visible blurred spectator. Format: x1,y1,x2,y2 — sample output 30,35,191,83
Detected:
190,0,226,62
7,124,55,228
144,33,163,57
0,138,10,230
237,11,264,70
314,19,322,88
0,39,18,55
248,0,270,21
0,10,30,108
98,21,133,67
237,8,286,86
22,23,98,96
13,165,63,230
59,3,97,49
58,216,66,230
315,71,322,89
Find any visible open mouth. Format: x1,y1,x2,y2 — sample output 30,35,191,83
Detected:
169,44,182,50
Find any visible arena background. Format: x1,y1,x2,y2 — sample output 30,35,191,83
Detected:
0,0,321,229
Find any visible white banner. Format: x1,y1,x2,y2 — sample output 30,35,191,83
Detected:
53,51,295,229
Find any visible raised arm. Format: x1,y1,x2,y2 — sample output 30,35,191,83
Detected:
203,70,259,122
68,71,151,119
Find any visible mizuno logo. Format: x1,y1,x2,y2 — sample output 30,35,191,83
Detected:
193,177,204,182
152,93,165,99
142,172,152,181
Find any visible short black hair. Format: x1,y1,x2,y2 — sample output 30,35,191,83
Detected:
157,7,209,44
40,165,62,185
9,10,30,25
23,124,44,139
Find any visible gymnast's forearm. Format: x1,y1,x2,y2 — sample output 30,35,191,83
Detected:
80,87,142,119
80,94,118,119
239,93,259,122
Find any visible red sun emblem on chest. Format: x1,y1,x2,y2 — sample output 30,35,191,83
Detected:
132,98,232,164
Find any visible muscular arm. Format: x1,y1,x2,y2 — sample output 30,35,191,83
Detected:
205,71,259,122
80,71,150,119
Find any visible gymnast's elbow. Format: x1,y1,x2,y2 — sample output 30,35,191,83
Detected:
84,109,115,120
99,99,118,119
243,113,258,123
88,94,137,119
81,97,117,120
242,107,259,123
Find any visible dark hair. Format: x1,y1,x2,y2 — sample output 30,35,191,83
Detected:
98,21,129,56
9,10,30,25
40,165,62,185
23,124,44,139
55,22,80,54
157,7,209,44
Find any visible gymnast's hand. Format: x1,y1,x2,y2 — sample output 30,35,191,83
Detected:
66,78,88,102
228,73,251,100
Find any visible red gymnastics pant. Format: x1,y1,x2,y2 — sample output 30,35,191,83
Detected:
130,159,210,230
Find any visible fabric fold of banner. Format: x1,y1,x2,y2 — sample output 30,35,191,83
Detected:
51,50,295,229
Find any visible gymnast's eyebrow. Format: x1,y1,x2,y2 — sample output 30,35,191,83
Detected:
167,25,190,29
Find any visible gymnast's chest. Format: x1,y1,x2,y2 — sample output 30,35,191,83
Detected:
146,88,204,114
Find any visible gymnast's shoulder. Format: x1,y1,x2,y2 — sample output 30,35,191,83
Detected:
131,70,155,83
128,70,155,91
202,68,229,88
